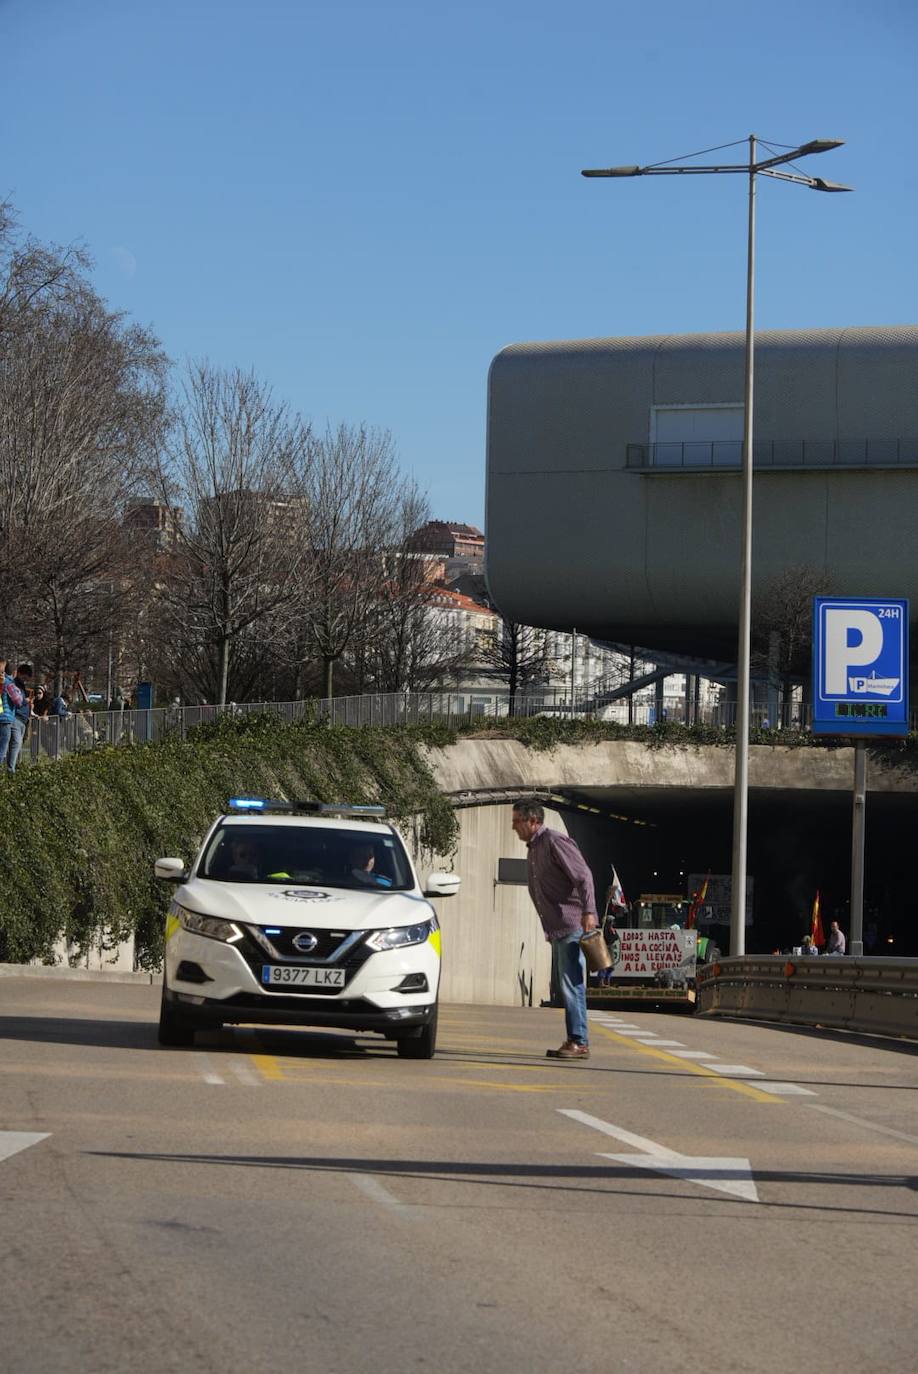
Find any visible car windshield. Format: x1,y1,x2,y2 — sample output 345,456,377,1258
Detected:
199,824,414,891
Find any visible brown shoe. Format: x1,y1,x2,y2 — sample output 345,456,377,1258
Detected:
546,1041,590,1060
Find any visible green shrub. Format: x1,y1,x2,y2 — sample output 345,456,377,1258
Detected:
0,716,459,970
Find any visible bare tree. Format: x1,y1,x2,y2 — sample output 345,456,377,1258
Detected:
0,246,168,682
752,564,833,709
479,614,553,715
150,362,312,704
0,201,89,339
347,484,470,693
296,424,404,700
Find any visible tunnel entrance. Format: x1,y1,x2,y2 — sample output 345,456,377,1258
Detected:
553,784,916,958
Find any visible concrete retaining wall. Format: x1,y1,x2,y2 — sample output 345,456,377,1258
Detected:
424,802,557,1007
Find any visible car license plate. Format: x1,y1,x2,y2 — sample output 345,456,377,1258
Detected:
261,965,346,988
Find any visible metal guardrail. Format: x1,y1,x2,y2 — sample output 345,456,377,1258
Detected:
626,437,918,471
696,955,918,1039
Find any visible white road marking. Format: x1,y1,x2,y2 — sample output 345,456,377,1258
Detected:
809,1104,918,1146
0,1131,50,1164
193,1053,225,1086
559,1109,759,1203
350,1173,418,1219
597,1026,818,1097
756,1082,816,1096
228,1057,261,1087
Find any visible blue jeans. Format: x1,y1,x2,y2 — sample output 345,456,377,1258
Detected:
6,718,25,773
0,720,11,774
551,931,588,1045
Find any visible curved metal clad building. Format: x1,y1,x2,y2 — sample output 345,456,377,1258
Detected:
486,325,918,658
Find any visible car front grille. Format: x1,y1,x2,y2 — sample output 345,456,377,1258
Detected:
233,924,373,994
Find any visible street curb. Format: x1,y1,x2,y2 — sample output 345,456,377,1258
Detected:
0,963,162,986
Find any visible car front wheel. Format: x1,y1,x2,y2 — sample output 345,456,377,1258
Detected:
396,1008,437,1060
158,985,197,1047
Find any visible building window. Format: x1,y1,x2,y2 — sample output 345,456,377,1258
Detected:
651,403,743,468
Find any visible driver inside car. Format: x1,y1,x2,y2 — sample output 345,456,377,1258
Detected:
348,844,393,888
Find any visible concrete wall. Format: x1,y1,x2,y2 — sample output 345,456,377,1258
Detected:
422,802,558,1007
486,325,918,657
424,735,918,796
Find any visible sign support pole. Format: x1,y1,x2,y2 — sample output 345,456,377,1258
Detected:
850,741,867,957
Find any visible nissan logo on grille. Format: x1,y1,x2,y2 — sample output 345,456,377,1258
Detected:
292,931,319,953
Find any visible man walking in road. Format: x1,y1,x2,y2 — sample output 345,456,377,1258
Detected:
511,799,598,1060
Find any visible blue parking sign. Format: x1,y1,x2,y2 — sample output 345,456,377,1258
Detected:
813,597,909,736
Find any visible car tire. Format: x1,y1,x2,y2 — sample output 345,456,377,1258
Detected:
158,985,196,1047
396,1007,438,1059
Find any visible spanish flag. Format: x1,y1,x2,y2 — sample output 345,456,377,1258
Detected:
686,873,710,930
811,890,825,949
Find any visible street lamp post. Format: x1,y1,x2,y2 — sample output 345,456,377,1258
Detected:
583,136,851,956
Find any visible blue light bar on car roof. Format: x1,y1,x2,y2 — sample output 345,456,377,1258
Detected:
226,798,386,818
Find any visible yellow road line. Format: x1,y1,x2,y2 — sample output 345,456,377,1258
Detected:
593,1025,784,1104
251,1053,284,1081
441,1076,595,1094
0,1063,204,1084
438,1056,586,1074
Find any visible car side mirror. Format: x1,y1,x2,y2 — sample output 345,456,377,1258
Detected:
423,871,460,898
154,857,188,882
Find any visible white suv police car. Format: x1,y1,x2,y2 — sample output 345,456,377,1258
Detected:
154,799,459,1058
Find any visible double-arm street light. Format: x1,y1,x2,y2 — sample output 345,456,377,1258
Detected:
583,135,851,956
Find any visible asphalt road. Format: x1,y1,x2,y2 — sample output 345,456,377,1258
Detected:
1,977,916,1374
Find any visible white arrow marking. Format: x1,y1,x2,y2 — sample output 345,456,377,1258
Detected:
559,1108,759,1203
0,1132,50,1164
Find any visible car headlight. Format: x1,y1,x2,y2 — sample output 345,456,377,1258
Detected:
177,906,244,944
365,916,437,952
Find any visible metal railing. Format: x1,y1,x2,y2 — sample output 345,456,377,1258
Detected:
697,954,918,1039
313,690,818,730
13,689,918,768
626,437,918,471
22,699,315,764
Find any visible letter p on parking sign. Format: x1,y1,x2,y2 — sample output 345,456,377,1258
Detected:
813,597,909,736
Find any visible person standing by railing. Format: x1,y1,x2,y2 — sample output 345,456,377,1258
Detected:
0,658,24,771
31,685,50,719
4,663,32,775
49,690,70,720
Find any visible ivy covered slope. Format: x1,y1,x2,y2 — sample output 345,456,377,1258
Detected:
0,716,459,970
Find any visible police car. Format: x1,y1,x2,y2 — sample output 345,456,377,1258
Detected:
154,798,460,1058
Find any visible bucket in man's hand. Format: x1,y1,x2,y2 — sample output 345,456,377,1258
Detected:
580,928,613,973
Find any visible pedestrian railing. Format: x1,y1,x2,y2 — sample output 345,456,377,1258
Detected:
16,689,918,769
24,698,315,765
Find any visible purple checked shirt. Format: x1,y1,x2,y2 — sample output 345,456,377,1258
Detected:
526,825,597,941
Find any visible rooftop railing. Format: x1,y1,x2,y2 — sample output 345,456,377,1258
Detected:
626,437,918,471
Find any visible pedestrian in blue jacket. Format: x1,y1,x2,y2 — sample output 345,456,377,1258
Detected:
0,657,25,772
4,662,32,774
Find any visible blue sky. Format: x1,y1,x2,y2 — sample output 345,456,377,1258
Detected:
3,0,915,527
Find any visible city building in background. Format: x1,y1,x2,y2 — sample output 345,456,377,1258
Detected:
486,325,918,679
